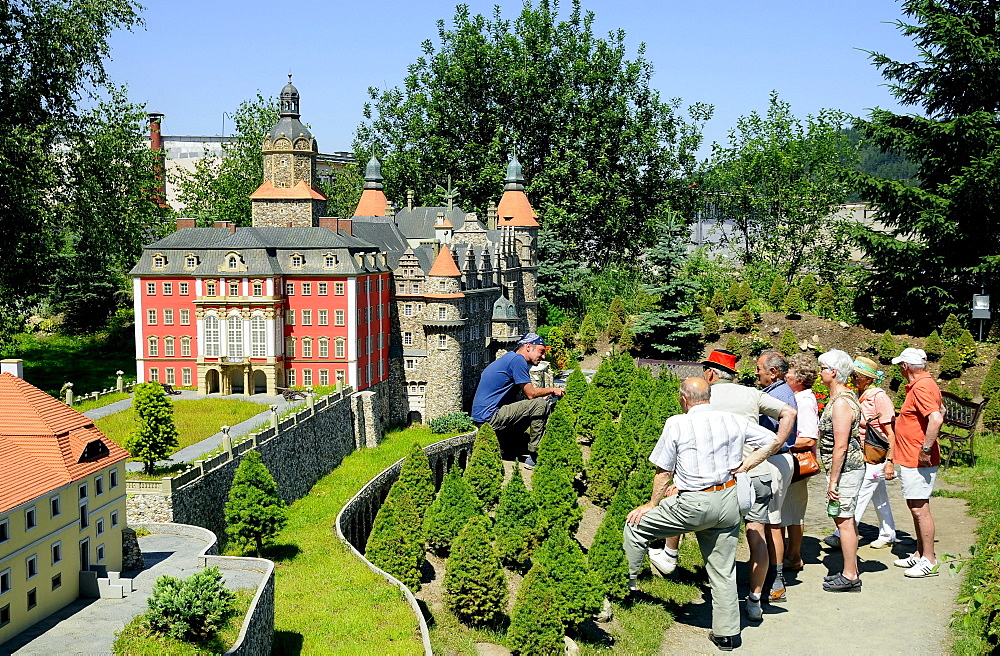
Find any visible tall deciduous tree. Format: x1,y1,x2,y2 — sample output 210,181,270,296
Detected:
851,0,1000,332
127,383,179,474
225,450,287,556
355,0,711,307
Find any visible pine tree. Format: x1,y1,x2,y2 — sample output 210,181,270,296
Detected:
578,313,598,353
702,307,721,340
816,284,836,318
956,329,978,366
725,333,744,358
574,384,611,444
465,424,504,509
779,329,798,357
563,367,588,415
619,324,635,353
224,450,287,556
533,528,601,629
924,330,944,361
710,289,727,314
507,563,565,656
767,277,785,309
938,346,963,379
365,494,426,590
607,312,624,344
422,467,483,555
586,420,631,507
984,393,1000,432
388,442,436,516
588,485,634,601
127,383,179,475
799,273,819,306
443,516,507,626
878,330,898,364
942,313,964,343
532,462,582,539
494,464,543,568
537,402,583,474
982,357,1000,400
782,287,804,317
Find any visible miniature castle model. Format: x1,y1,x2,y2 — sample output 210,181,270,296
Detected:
132,79,539,422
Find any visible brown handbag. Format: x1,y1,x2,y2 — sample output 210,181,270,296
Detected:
791,449,820,482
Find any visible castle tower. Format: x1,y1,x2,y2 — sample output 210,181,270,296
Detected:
251,75,327,227
496,155,540,329
423,245,464,417
353,156,388,216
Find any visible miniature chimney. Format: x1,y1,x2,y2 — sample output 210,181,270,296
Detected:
148,112,167,207
407,189,414,211
0,359,23,378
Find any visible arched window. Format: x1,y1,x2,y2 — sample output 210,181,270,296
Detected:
228,255,239,270
181,337,192,357
251,316,266,357
147,337,158,357
204,315,220,357
227,315,243,357
164,337,174,357
335,338,345,359
319,338,329,358
290,253,304,268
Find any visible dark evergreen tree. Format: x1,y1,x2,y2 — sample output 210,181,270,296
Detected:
586,420,631,507
609,296,628,325
465,423,504,509
422,467,483,555
588,485,634,601
538,402,583,474
946,379,973,401
981,356,1000,400
637,412,665,461
624,460,655,508
702,307,721,340
619,324,635,353
924,330,944,361
942,313,964,343
592,353,636,414
443,516,507,626
532,462,582,539
574,384,611,445
563,367,588,415
494,464,543,568
533,528,601,629
224,450,287,556
507,563,565,656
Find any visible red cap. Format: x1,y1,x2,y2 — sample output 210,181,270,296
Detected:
703,349,738,375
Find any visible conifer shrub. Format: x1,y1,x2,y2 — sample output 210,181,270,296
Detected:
532,462,582,538
946,379,973,401
782,287,804,317
607,312,624,344
224,450,287,556
624,460,655,508
574,384,610,444
578,313,598,353
617,375,652,462
507,563,564,656
878,330,898,364
725,333,744,357
430,411,475,434
494,464,542,568
656,376,683,421
465,424,503,509
592,353,636,413
710,289,728,314
988,320,1000,344
942,313,964,343
924,330,943,361
983,393,1000,432
939,346,963,379
779,329,798,357
767,277,785,308
701,307,721,340
546,326,572,372
365,493,426,590
537,402,583,474
586,420,630,507
563,367,588,415
816,284,836,318
609,296,628,325
733,281,754,309
736,304,755,332
390,442,437,516
533,528,601,629
888,363,905,392
637,412,665,461
799,273,818,305
146,566,235,642
982,357,1000,400
588,486,633,601
618,324,635,353
128,382,179,475
956,329,978,366
443,515,507,626
422,467,483,555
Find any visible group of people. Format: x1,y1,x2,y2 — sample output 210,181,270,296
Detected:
470,335,944,652
623,347,944,651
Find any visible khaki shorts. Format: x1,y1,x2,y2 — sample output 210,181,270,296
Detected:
744,475,773,524
780,478,809,527
766,452,795,525
829,468,865,519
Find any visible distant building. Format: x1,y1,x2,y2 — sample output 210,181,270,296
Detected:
0,363,129,645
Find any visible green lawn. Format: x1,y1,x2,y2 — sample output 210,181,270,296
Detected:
72,391,131,413
94,398,266,458
233,425,455,655
4,331,134,396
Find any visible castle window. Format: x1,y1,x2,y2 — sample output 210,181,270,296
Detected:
335,282,345,295
229,281,240,296
406,358,415,370
411,283,420,294
319,338,329,358
181,337,191,356
439,281,447,291
26,554,37,579
438,307,447,320
51,542,62,565
147,309,157,325
164,309,174,325
403,332,413,346
146,282,156,296
319,369,329,386
251,316,266,357
287,309,295,325
318,282,328,295
319,310,328,325
335,339,345,358
25,507,36,530
185,255,198,270
204,315,220,357
302,310,312,326
0,519,7,543
404,304,413,316
206,281,217,296
286,282,294,295
164,337,174,357
302,369,312,386
227,315,244,357
253,281,263,296
287,369,296,386
148,337,158,357
335,309,344,326
438,335,447,349
182,368,192,386
324,254,337,268
152,254,167,268
302,282,312,296
228,255,239,270
302,338,312,358
163,282,173,295
166,367,175,384
290,253,305,269
50,496,60,518
180,282,189,295
286,338,295,358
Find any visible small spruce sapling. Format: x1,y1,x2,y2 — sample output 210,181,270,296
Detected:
981,357,1000,400
938,347,963,379
710,289,727,314
533,528,602,629
736,304,755,332
443,515,507,626
388,442,436,516
702,307,721,340
941,313,964,343
562,367,588,415
799,273,818,306
422,467,483,555
816,284,836,318
766,278,785,308
924,330,943,361
619,324,635,353
779,329,798,356
464,423,503,509
983,393,1000,432
725,333,744,357
574,385,610,444
578,313,598,353
494,464,542,567
588,485,635,601
782,287,804,317
586,420,630,507
956,329,978,366
609,296,629,326
532,462,582,539
878,330,898,364
537,402,583,473
127,383,179,475
224,450,287,556
507,563,565,656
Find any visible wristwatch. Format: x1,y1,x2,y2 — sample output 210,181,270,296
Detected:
921,446,932,454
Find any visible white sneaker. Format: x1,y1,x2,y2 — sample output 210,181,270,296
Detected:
869,538,895,549
746,597,763,622
904,557,940,578
894,553,920,568
649,548,678,577
628,577,638,593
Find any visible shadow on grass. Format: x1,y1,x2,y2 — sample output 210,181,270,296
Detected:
271,630,304,655
126,462,190,480
261,543,301,563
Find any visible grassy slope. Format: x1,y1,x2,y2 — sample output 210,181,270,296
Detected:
7,332,133,396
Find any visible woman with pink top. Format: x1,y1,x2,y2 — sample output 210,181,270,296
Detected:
782,354,819,570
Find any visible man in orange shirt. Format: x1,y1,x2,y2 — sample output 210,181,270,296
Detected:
890,348,944,578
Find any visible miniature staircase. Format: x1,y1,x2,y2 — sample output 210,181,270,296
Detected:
79,566,135,599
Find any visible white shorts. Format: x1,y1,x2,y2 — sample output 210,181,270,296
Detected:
766,452,795,525
780,478,809,526
899,465,938,500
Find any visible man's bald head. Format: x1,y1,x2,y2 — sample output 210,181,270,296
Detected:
680,377,711,407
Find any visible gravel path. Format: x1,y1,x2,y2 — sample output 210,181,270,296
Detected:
653,474,973,654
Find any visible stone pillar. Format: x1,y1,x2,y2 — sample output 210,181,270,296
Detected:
270,404,279,429
64,382,74,406
307,386,314,415
351,390,383,449
121,527,144,571
116,370,124,393
221,425,232,458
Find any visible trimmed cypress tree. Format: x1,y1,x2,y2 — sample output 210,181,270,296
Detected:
366,494,426,590
533,462,582,539
619,324,635,353
592,353,636,414
779,329,798,357
702,307,721,340
733,281,754,309
956,329,978,366
607,312,624,344
938,346,963,379
507,563,564,656
538,402,583,473
924,330,943,361
422,467,483,555
444,516,507,626
534,527,602,629
984,393,1000,432
799,273,819,305
609,295,628,326
563,366,588,415
942,313,964,343
624,460,655,508
388,442,436,516
782,287,804,317
575,384,611,444
225,450,286,556
766,277,785,308
878,330,898,364
816,284,836,318
589,485,634,601
710,289,727,314
464,424,503,509
617,375,653,463
494,463,542,568
982,357,1000,400
636,412,665,461
586,420,630,507
736,304,755,332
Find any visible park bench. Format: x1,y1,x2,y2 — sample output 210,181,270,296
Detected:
939,391,986,468
277,387,307,401
158,382,181,395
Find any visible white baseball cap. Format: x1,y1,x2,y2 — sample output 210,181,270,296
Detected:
892,347,927,365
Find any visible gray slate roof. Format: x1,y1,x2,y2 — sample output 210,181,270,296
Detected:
350,216,410,268
393,207,469,239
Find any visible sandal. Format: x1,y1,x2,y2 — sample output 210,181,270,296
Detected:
823,574,862,592
782,559,804,571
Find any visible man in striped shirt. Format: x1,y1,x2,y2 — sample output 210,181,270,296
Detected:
624,377,778,652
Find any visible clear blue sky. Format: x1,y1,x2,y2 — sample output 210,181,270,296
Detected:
105,0,918,153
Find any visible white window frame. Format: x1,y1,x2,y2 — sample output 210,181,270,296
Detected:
180,309,190,325
25,506,36,531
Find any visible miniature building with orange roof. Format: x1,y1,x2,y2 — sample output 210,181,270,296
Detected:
0,364,131,644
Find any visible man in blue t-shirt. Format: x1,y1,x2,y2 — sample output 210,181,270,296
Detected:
471,333,565,468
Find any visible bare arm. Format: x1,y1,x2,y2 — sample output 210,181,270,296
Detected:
924,411,944,447
626,467,673,526
881,419,897,479
518,382,565,399
827,397,853,500
733,423,778,474
772,403,797,450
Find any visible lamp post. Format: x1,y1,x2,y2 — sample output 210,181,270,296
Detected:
972,293,991,341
